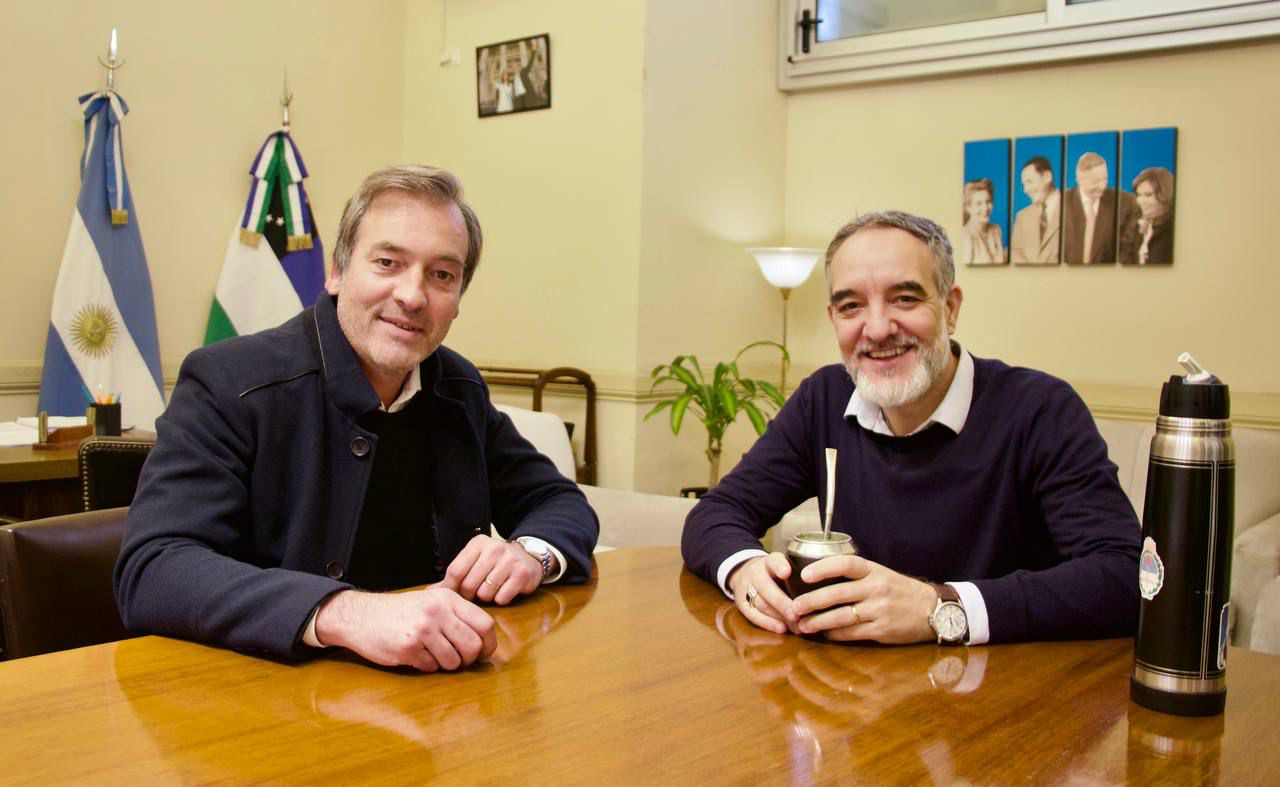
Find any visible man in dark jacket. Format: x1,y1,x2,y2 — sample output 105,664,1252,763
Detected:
115,165,598,671
682,211,1139,647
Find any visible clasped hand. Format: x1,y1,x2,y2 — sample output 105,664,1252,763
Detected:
315,534,544,672
729,552,936,644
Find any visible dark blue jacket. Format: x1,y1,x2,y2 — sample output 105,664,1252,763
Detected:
114,295,597,659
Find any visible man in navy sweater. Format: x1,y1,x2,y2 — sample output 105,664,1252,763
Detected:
682,211,1139,645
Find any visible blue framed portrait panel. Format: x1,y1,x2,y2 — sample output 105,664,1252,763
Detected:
1011,135,1063,265
961,139,1011,266
1063,131,1121,265
1120,127,1177,264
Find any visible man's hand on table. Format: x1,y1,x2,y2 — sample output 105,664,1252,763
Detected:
785,555,936,644
728,553,796,635
440,534,545,605
314,587,497,672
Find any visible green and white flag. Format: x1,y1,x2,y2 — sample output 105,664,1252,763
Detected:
205,131,323,344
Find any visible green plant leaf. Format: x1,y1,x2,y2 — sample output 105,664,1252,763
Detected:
671,393,694,434
741,400,768,435
755,379,786,407
669,363,699,391
718,386,738,420
740,378,757,396
643,400,673,421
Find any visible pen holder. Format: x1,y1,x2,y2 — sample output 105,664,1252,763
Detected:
89,402,122,436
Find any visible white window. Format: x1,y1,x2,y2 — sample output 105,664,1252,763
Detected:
780,0,1280,89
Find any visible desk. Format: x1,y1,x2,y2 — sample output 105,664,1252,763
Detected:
1,548,1275,783
0,443,80,520
0,432,154,520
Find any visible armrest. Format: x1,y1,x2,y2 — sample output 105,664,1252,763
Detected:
581,485,696,549
1249,576,1280,654
1232,511,1280,647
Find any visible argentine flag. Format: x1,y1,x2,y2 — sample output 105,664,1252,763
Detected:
38,91,165,431
204,131,323,344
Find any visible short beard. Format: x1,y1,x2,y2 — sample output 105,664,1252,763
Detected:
848,322,952,410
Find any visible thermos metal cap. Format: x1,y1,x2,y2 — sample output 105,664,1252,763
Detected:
1159,353,1230,420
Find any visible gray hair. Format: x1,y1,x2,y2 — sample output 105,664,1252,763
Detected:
333,165,484,292
824,210,956,298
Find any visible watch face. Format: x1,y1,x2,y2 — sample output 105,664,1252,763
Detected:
933,602,967,642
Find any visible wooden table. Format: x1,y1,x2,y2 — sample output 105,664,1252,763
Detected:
1,548,1275,784
0,442,82,520
0,431,154,521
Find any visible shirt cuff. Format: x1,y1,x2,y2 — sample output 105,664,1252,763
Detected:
950,581,990,645
515,536,567,584
302,606,323,648
717,548,770,598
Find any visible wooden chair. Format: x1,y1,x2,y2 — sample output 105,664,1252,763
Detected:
479,366,598,485
0,507,133,659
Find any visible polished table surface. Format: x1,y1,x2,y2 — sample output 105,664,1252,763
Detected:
1,548,1275,784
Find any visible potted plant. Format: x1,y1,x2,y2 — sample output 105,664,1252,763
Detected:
645,341,788,489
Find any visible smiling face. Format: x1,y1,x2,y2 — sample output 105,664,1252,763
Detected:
1020,164,1054,205
1135,181,1166,220
325,190,468,405
1077,162,1109,203
827,227,962,431
965,189,993,224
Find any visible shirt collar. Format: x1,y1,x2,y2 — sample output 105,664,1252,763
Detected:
1044,189,1061,217
383,365,422,413
844,343,974,437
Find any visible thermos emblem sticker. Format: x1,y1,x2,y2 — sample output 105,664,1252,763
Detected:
1138,537,1165,600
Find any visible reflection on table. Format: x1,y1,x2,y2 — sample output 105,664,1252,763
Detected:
1,548,1276,784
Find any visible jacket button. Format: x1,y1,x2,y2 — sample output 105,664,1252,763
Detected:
350,436,370,457
326,561,344,580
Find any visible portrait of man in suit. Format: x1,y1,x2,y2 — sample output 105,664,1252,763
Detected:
1063,152,1138,265
1010,157,1061,264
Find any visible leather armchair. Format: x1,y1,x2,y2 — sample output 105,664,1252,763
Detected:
0,507,133,659
78,434,155,511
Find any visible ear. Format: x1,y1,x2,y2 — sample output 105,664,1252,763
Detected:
826,301,836,329
944,285,963,334
324,261,343,296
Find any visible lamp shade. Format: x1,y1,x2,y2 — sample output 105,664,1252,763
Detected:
745,247,822,289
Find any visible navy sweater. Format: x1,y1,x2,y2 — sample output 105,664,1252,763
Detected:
682,358,1141,643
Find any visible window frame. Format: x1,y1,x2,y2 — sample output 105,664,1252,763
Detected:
779,0,1280,89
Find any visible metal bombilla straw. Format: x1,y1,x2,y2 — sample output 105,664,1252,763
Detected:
823,447,836,539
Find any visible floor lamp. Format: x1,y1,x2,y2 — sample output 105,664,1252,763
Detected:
745,247,821,394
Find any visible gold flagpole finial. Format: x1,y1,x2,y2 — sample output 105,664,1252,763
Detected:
281,68,294,130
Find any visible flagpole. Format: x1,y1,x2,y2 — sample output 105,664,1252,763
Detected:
97,28,125,91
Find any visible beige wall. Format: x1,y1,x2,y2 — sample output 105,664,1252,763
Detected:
783,40,1280,424
6,4,1276,490
402,0,783,492
1,0,406,418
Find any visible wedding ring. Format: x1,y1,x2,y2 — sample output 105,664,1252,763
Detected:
484,578,499,590
849,604,860,625
744,585,759,608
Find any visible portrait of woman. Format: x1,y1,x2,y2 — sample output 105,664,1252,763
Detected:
959,179,1007,265
1128,167,1175,265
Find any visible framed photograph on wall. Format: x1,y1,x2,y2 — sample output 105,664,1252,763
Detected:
1011,135,1064,265
477,34,551,118
1063,131,1123,265
961,139,1011,266
1120,127,1177,265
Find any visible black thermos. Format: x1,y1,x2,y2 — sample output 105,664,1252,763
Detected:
1131,353,1234,716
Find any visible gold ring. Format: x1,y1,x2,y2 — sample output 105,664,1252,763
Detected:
744,585,759,608
849,604,860,625
484,578,499,590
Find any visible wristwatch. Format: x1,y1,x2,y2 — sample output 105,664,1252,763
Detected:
928,583,968,645
515,537,555,582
